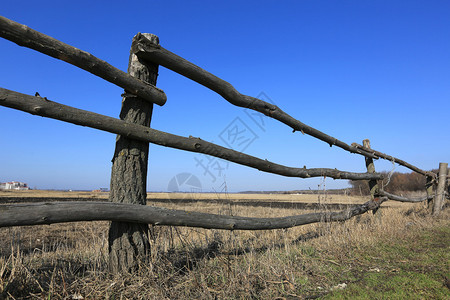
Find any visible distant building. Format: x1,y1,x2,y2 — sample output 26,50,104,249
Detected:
0,181,30,190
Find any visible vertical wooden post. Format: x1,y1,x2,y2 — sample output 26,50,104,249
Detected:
448,168,450,198
432,162,448,216
426,175,434,211
363,139,381,214
448,168,450,204
108,33,160,273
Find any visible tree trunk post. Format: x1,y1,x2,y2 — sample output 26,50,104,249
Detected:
432,162,448,216
363,139,382,215
426,175,434,211
108,33,160,273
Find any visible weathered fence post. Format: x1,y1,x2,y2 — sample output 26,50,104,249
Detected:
426,175,434,211
108,33,160,273
432,162,448,216
363,139,381,214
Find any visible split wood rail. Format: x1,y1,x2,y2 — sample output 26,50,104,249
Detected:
0,15,448,231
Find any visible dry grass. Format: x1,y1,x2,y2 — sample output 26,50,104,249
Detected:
0,191,448,299
0,189,108,198
0,189,418,209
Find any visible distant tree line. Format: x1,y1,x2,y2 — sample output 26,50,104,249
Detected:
349,170,440,196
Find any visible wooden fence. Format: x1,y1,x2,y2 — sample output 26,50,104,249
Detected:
0,16,448,270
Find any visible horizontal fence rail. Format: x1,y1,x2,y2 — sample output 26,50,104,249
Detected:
1,17,446,235
0,16,167,106
0,17,433,183
132,34,442,181
351,143,436,178
377,190,432,203
0,87,383,181
130,34,442,205
131,34,378,159
0,199,386,230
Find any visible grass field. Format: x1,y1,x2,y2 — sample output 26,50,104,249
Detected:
0,189,413,208
0,190,448,299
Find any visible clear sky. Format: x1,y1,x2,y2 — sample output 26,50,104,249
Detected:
1,1,449,192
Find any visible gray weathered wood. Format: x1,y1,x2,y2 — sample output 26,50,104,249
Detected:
0,16,166,106
130,37,378,159
363,140,381,214
108,33,160,273
0,88,384,181
377,190,432,203
0,199,386,230
432,162,448,216
352,142,435,178
426,175,435,211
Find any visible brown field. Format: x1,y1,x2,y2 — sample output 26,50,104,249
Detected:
0,190,448,299
0,190,109,199
0,189,416,208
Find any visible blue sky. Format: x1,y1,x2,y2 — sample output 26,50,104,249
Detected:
1,1,449,192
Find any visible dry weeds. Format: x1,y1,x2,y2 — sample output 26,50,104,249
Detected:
0,191,448,299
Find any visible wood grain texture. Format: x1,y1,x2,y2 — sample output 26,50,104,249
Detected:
108,33,159,273
432,162,448,216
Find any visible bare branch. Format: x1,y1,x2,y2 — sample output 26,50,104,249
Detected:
0,16,166,106
0,87,384,180
378,190,431,203
131,37,378,159
0,199,386,229
351,143,435,178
